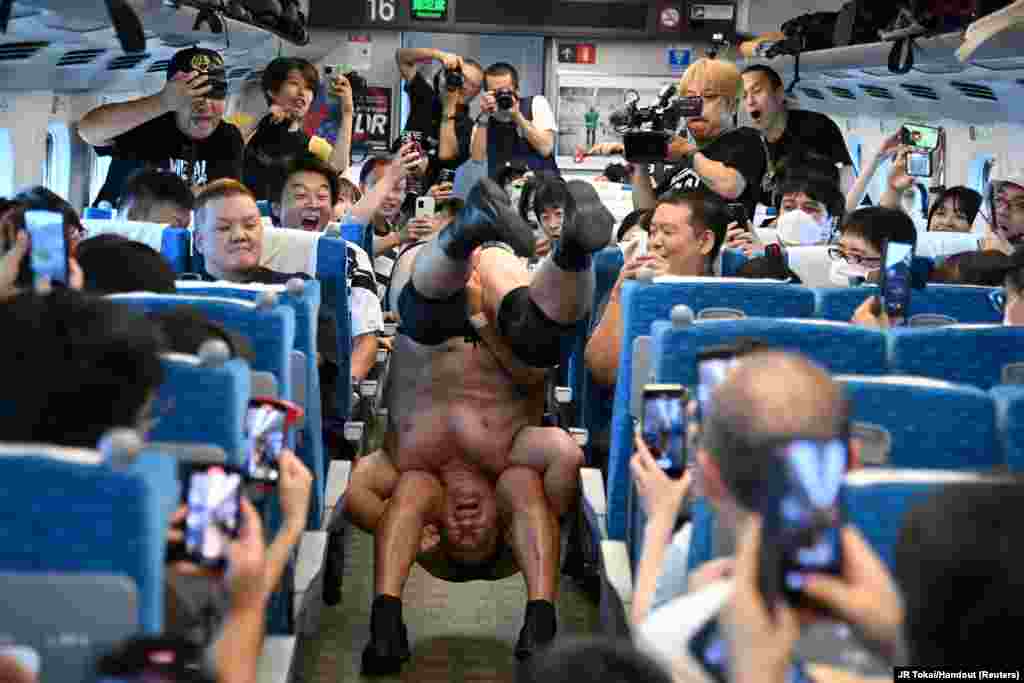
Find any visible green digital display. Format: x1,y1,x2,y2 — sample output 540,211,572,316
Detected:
411,0,447,20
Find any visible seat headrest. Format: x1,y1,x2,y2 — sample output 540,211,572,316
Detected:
82,219,167,252
260,226,320,277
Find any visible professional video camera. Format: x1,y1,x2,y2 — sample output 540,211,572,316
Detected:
610,84,698,163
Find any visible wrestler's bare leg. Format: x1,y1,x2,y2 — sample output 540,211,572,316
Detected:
374,470,443,599
506,426,584,519
497,466,561,659
344,450,399,534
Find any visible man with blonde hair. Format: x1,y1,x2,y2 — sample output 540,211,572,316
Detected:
594,59,766,219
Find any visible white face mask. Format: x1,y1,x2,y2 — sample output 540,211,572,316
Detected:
829,260,872,287
777,210,831,246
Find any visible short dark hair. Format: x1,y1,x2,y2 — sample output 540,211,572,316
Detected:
76,234,177,295
261,57,319,107
518,172,568,222
777,171,845,220
928,185,982,231
337,176,362,204
277,153,340,206
655,189,730,265
12,186,83,246
119,168,195,215
147,305,255,364
840,206,917,256
359,156,391,187
484,62,519,90
0,289,165,448
896,479,1024,666
616,209,651,243
518,637,672,683
741,64,784,91
602,163,631,184
930,250,1009,287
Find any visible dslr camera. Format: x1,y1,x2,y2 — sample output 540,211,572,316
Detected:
610,85,694,163
495,88,516,111
443,65,464,91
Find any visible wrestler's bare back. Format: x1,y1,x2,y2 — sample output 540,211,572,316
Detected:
382,281,545,479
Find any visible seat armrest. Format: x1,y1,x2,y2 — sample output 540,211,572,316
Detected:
580,467,607,541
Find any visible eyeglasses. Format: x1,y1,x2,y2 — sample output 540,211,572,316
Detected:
827,246,881,267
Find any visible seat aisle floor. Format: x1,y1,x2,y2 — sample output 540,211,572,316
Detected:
297,525,599,682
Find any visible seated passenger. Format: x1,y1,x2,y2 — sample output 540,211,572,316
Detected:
985,168,1024,251
118,168,195,228
76,234,177,295
78,47,243,206
633,351,860,643
828,207,917,287
242,57,353,200
11,186,87,255
334,176,362,222
585,190,729,388
927,186,982,233
274,153,382,387
343,178,613,673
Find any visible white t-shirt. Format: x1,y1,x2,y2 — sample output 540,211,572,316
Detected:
344,240,384,338
529,95,558,133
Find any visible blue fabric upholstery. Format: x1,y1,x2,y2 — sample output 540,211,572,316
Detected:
719,249,748,277
257,200,272,217
991,385,1024,472
160,228,192,274
842,471,981,571
606,280,815,540
316,236,353,419
627,481,648,573
888,325,1024,390
83,207,114,219
839,376,1002,470
171,282,325,529
650,318,887,387
578,248,624,464
814,285,1002,324
339,222,374,259
150,356,250,466
109,294,296,402
0,454,173,633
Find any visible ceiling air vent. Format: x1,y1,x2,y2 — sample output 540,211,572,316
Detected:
146,60,170,73
950,81,998,101
827,86,856,100
0,41,49,62
799,87,825,101
859,85,894,100
108,53,151,71
57,48,107,67
229,67,250,79
901,84,940,100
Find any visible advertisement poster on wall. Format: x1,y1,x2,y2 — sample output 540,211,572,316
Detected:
557,85,661,157
305,83,392,157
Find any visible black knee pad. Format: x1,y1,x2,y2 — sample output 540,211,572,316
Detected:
497,286,577,368
397,281,469,346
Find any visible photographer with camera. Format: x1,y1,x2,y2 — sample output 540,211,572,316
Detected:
395,47,483,181
475,62,559,179
242,57,354,201
630,59,766,220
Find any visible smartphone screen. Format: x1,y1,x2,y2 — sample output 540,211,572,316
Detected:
907,151,931,178
641,384,686,478
689,617,813,683
759,439,846,607
727,203,750,232
245,404,285,484
902,123,939,150
24,210,67,285
880,239,914,322
185,466,242,568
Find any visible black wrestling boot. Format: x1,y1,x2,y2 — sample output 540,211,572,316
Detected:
551,181,616,271
514,599,557,660
436,178,536,260
361,595,411,676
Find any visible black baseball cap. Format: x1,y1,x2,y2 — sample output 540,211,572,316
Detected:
167,47,227,98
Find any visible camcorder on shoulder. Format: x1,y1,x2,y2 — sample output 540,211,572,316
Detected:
610,84,694,164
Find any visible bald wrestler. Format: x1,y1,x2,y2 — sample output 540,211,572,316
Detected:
342,177,613,675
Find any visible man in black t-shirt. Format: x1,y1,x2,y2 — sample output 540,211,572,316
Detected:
741,65,854,202
395,47,483,187
80,47,244,207
631,58,767,220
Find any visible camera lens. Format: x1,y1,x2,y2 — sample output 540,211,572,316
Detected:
496,90,514,110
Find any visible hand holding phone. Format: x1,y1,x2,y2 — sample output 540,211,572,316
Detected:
16,210,68,288
906,150,931,178
244,398,302,485
879,238,914,323
727,203,751,233
901,123,939,151
415,195,436,219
